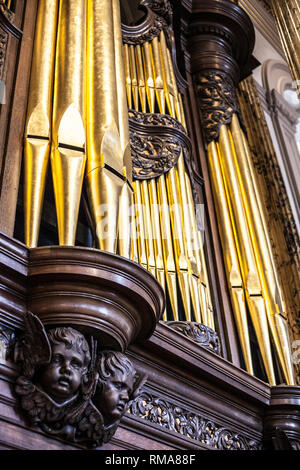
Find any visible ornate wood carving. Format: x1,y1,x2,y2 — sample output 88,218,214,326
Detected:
194,70,242,144
14,312,147,447
165,321,221,355
129,109,192,179
129,390,263,450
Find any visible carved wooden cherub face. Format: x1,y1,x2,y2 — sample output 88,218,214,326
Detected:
99,368,135,424
94,352,137,425
39,327,90,404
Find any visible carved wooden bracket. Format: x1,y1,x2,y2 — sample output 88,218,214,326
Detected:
129,108,192,179
194,69,243,143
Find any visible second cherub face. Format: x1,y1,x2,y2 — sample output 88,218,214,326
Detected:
39,342,86,404
96,369,135,425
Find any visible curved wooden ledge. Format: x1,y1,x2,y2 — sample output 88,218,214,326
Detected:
27,246,165,351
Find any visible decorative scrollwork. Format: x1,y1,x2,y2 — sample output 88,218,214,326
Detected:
166,321,221,355
195,70,242,144
129,109,192,180
129,391,262,450
130,133,181,178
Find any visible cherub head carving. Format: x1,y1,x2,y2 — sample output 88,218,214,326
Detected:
38,327,91,404
94,351,145,425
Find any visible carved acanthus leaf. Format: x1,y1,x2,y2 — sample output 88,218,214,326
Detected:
195,70,242,144
129,391,262,450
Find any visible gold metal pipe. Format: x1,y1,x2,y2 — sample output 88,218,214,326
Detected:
149,178,167,320
159,31,176,118
232,115,295,384
86,0,124,252
24,0,59,247
166,167,191,321
151,36,165,114
208,139,253,373
135,45,146,113
130,198,139,264
157,175,179,320
166,44,181,121
142,41,156,113
123,44,132,110
270,0,300,94
51,0,86,246
141,180,156,277
129,45,139,111
113,0,132,258
219,124,276,385
133,180,148,270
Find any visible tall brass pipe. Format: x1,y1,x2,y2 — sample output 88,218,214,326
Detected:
141,180,156,277
208,140,253,373
142,41,155,113
86,0,125,253
51,0,86,246
157,175,179,321
24,0,59,247
135,45,146,113
231,115,294,384
113,0,132,259
219,124,276,385
270,0,300,95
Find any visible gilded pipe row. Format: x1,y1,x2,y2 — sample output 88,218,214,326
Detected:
270,0,300,96
123,31,214,326
208,112,294,385
24,0,132,254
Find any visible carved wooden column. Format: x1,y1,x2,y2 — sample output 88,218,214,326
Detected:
264,386,300,449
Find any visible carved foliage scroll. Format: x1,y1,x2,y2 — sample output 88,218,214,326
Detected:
129,391,262,450
195,70,242,144
129,108,192,179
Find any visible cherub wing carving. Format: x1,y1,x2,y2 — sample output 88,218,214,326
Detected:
15,312,51,378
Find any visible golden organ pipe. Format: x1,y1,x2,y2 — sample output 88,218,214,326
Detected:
24,0,59,247
156,175,179,321
219,124,276,385
86,0,126,253
231,116,294,384
149,179,167,320
51,0,86,246
133,180,148,270
113,0,133,259
207,140,253,373
129,45,139,112
123,44,132,110
141,180,156,277
142,41,155,113
135,45,147,113
151,36,166,114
